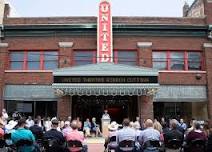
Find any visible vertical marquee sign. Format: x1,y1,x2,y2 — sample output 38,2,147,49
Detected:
97,0,113,63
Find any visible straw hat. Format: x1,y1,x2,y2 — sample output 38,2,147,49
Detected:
108,121,119,131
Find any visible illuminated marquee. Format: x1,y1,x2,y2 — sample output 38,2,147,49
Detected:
97,0,113,63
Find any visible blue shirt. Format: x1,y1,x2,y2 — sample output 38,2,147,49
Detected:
138,127,160,145
11,128,35,152
117,127,136,143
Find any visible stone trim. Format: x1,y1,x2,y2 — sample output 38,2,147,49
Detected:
0,43,8,48
203,43,212,48
137,42,152,48
58,42,74,48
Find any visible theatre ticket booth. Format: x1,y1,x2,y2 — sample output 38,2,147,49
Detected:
52,63,159,124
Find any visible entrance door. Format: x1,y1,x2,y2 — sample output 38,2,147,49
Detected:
72,96,137,124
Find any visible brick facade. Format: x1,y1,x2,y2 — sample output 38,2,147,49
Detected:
139,96,154,121
0,43,8,110
0,2,212,121
57,96,72,120
204,43,212,120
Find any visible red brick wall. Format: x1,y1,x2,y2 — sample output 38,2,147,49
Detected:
139,96,154,121
204,0,212,24
204,44,212,120
4,72,53,84
138,46,152,68
57,96,72,120
1,31,209,119
0,44,8,111
159,72,207,85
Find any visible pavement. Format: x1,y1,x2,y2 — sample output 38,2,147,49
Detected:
86,137,105,152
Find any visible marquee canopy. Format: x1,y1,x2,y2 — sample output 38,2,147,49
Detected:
52,63,159,96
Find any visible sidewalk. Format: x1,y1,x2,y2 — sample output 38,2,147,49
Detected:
86,137,105,152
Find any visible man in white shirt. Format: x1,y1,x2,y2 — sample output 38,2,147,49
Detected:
102,109,110,119
2,109,8,124
26,116,34,128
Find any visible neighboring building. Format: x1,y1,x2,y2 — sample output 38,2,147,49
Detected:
183,0,205,17
0,0,5,24
0,0,212,124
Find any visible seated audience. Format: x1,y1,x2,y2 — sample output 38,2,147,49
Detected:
66,120,87,152
11,118,36,152
104,121,119,150
117,118,136,151
138,119,160,146
62,120,72,137
83,118,91,137
44,118,66,152
153,121,164,142
207,126,212,152
91,117,102,137
186,121,207,144
29,118,43,140
0,120,4,139
164,119,183,147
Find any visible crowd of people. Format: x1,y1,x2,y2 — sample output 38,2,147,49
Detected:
0,108,212,152
105,117,212,152
0,109,94,152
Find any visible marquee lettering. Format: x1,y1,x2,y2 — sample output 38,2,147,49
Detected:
97,0,113,63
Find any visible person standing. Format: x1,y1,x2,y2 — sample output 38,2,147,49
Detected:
2,109,8,125
102,110,110,119
26,116,34,128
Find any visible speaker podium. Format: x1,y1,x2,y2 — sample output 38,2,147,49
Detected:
101,118,111,137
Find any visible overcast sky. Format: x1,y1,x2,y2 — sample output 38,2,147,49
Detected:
8,0,195,17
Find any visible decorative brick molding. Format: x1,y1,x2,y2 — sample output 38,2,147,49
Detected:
58,42,74,48
0,43,8,48
203,43,212,48
137,42,152,48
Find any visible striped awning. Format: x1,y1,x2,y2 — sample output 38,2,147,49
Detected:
52,83,159,96
52,63,159,96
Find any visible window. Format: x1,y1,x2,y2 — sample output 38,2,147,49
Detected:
152,51,203,71
114,50,137,65
10,52,24,70
28,52,40,70
73,51,96,65
170,52,184,70
153,52,167,70
10,51,58,70
44,51,58,70
188,52,201,70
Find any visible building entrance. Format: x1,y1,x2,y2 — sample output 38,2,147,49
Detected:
72,96,138,124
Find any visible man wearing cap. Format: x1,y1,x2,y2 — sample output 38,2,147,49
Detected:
44,118,66,151
11,118,36,152
104,121,119,151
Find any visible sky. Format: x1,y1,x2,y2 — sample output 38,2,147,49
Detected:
7,0,195,17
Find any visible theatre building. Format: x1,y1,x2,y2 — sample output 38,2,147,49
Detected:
0,0,212,123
